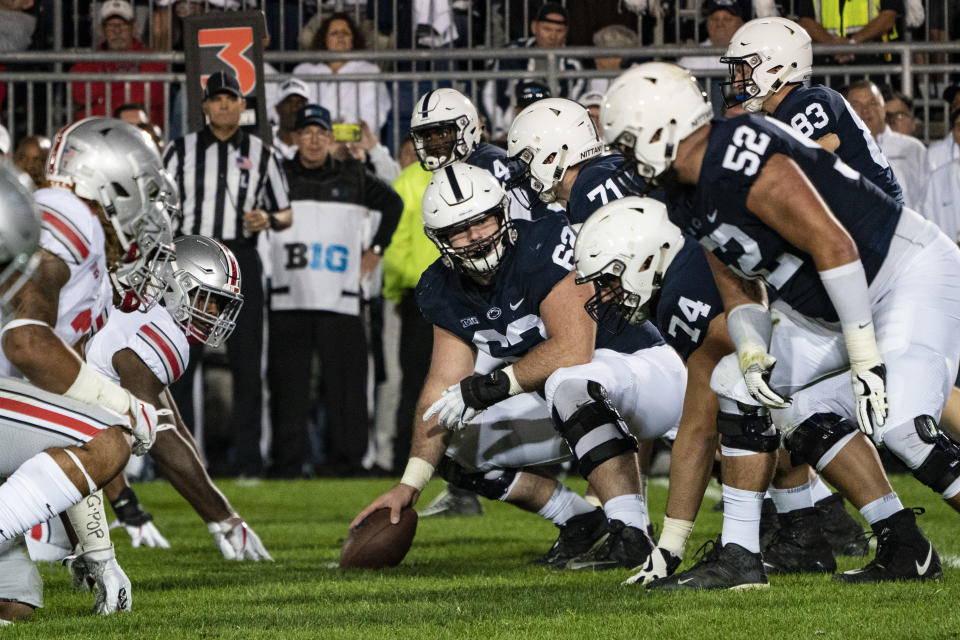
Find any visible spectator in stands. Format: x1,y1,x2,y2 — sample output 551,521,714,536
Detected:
677,0,747,116
844,79,927,209
513,80,551,117
921,107,960,243
151,0,233,51
564,0,646,47
579,91,604,132
883,88,919,137
397,138,419,170
929,85,960,171
268,104,402,478
13,134,50,189
293,13,392,139
340,120,403,184
587,24,639,95
113,102,164,152
272,78,312,160
69,0,166,125
482,3,584,141
797,0,903,65
0,0,37,54
163,70,292,478
381,154,438,473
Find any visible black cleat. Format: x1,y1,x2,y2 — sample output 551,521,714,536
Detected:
532,508,609,569
647,537,769,591
418,485,484,518
565,519,654,571
762,507,836,575
759,497,779,551
815,493,869,557
834,508,942,583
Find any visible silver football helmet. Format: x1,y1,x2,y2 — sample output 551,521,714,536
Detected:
422,163,516,276
601,62,713,179
574,196,683,326
410,88,482,171
0,163,41,312
720,17,813,113
47,117,178,310
507,97,604,203
163,235,243,348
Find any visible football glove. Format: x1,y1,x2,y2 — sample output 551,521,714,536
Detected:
851,362,888,439
208,517,273,562
738,345,791,409
66,547,132,615
423,384,479,431
108,487,170,549
622,546,681,585
124,391,173,456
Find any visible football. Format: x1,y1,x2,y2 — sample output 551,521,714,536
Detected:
339,507,418,569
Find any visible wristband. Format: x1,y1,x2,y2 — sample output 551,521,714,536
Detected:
726,303,773,371
399,457,434,492
502,365,524,396
64,362,132,417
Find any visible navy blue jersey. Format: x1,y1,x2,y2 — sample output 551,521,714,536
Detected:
567,152,651,224
467,141,540,216
772,85,903,204
654,236,725,360
417,214,662,362
667,115,902,323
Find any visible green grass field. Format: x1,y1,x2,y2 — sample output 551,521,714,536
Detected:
6,475,960,639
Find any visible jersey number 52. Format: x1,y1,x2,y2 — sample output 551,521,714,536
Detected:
721,126,771,177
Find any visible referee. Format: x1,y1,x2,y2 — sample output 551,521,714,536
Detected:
163,70,292,477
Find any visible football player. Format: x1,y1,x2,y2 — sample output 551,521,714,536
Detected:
0,118,177,617
603,62,958,587
353,164,687,571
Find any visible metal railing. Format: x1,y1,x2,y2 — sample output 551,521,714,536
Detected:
2,40,958,151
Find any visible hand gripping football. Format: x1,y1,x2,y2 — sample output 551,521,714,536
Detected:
340,507,418,569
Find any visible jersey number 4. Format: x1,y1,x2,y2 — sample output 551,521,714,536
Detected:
721,126,771,177
667,297,710,343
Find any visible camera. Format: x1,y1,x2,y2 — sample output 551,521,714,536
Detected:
333,123,362,142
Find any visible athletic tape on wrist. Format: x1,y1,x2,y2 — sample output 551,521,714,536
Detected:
66,490,112,554
502,365,524,396
399,457,435,492
818,261,881,366
64,362,132,417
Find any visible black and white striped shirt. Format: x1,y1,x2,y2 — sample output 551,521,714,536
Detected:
163,127,290,241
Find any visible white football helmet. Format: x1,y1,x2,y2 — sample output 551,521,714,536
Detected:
47,117,178,310
0,163,41,312
600,62,713,179
410,88,482,170
720,17,813,113
506,98,604,204
163,235,243,348
422,163,516,276
574,196,683,326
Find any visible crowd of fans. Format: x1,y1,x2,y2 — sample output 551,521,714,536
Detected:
0,0,958,479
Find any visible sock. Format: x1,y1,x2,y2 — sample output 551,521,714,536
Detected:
603,493,649,531
720,485,764,553
768,481,814,514
0,452,83,543
536,484,596,526
809,475,834,503
658,516,694,557
859,492,904,525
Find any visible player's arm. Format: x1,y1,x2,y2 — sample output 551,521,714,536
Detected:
351,326,476,527
747,154,887,433
513,271,595,392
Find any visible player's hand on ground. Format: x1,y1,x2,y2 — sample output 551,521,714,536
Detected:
851,362,887,439
423,384,479,430
739,347,791,409
208,517,273,562
110,519,170,549
351,484,419,529
67,548,132,615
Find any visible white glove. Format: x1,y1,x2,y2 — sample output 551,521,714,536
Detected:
208,517,273,562
739,346,792,409
622,546,681,585
423,383,479,431
622,0,649,13
67,547,132,615
851,363,887,439
109,519,170,549
124,391,173,456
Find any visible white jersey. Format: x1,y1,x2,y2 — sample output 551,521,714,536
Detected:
85,305,189,387
33,188,111,346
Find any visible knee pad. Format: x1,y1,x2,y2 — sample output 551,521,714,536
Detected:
783,413,857,468
551,380,637,479
717,410,779,453
437,458,519,501
911,416,960,496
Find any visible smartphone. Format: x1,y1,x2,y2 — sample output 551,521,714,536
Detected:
333,123,362,142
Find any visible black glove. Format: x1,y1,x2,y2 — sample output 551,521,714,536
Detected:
460,370,512,410
109,487,153,526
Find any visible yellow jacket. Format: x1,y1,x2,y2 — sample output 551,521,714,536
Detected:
382,163,441,304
